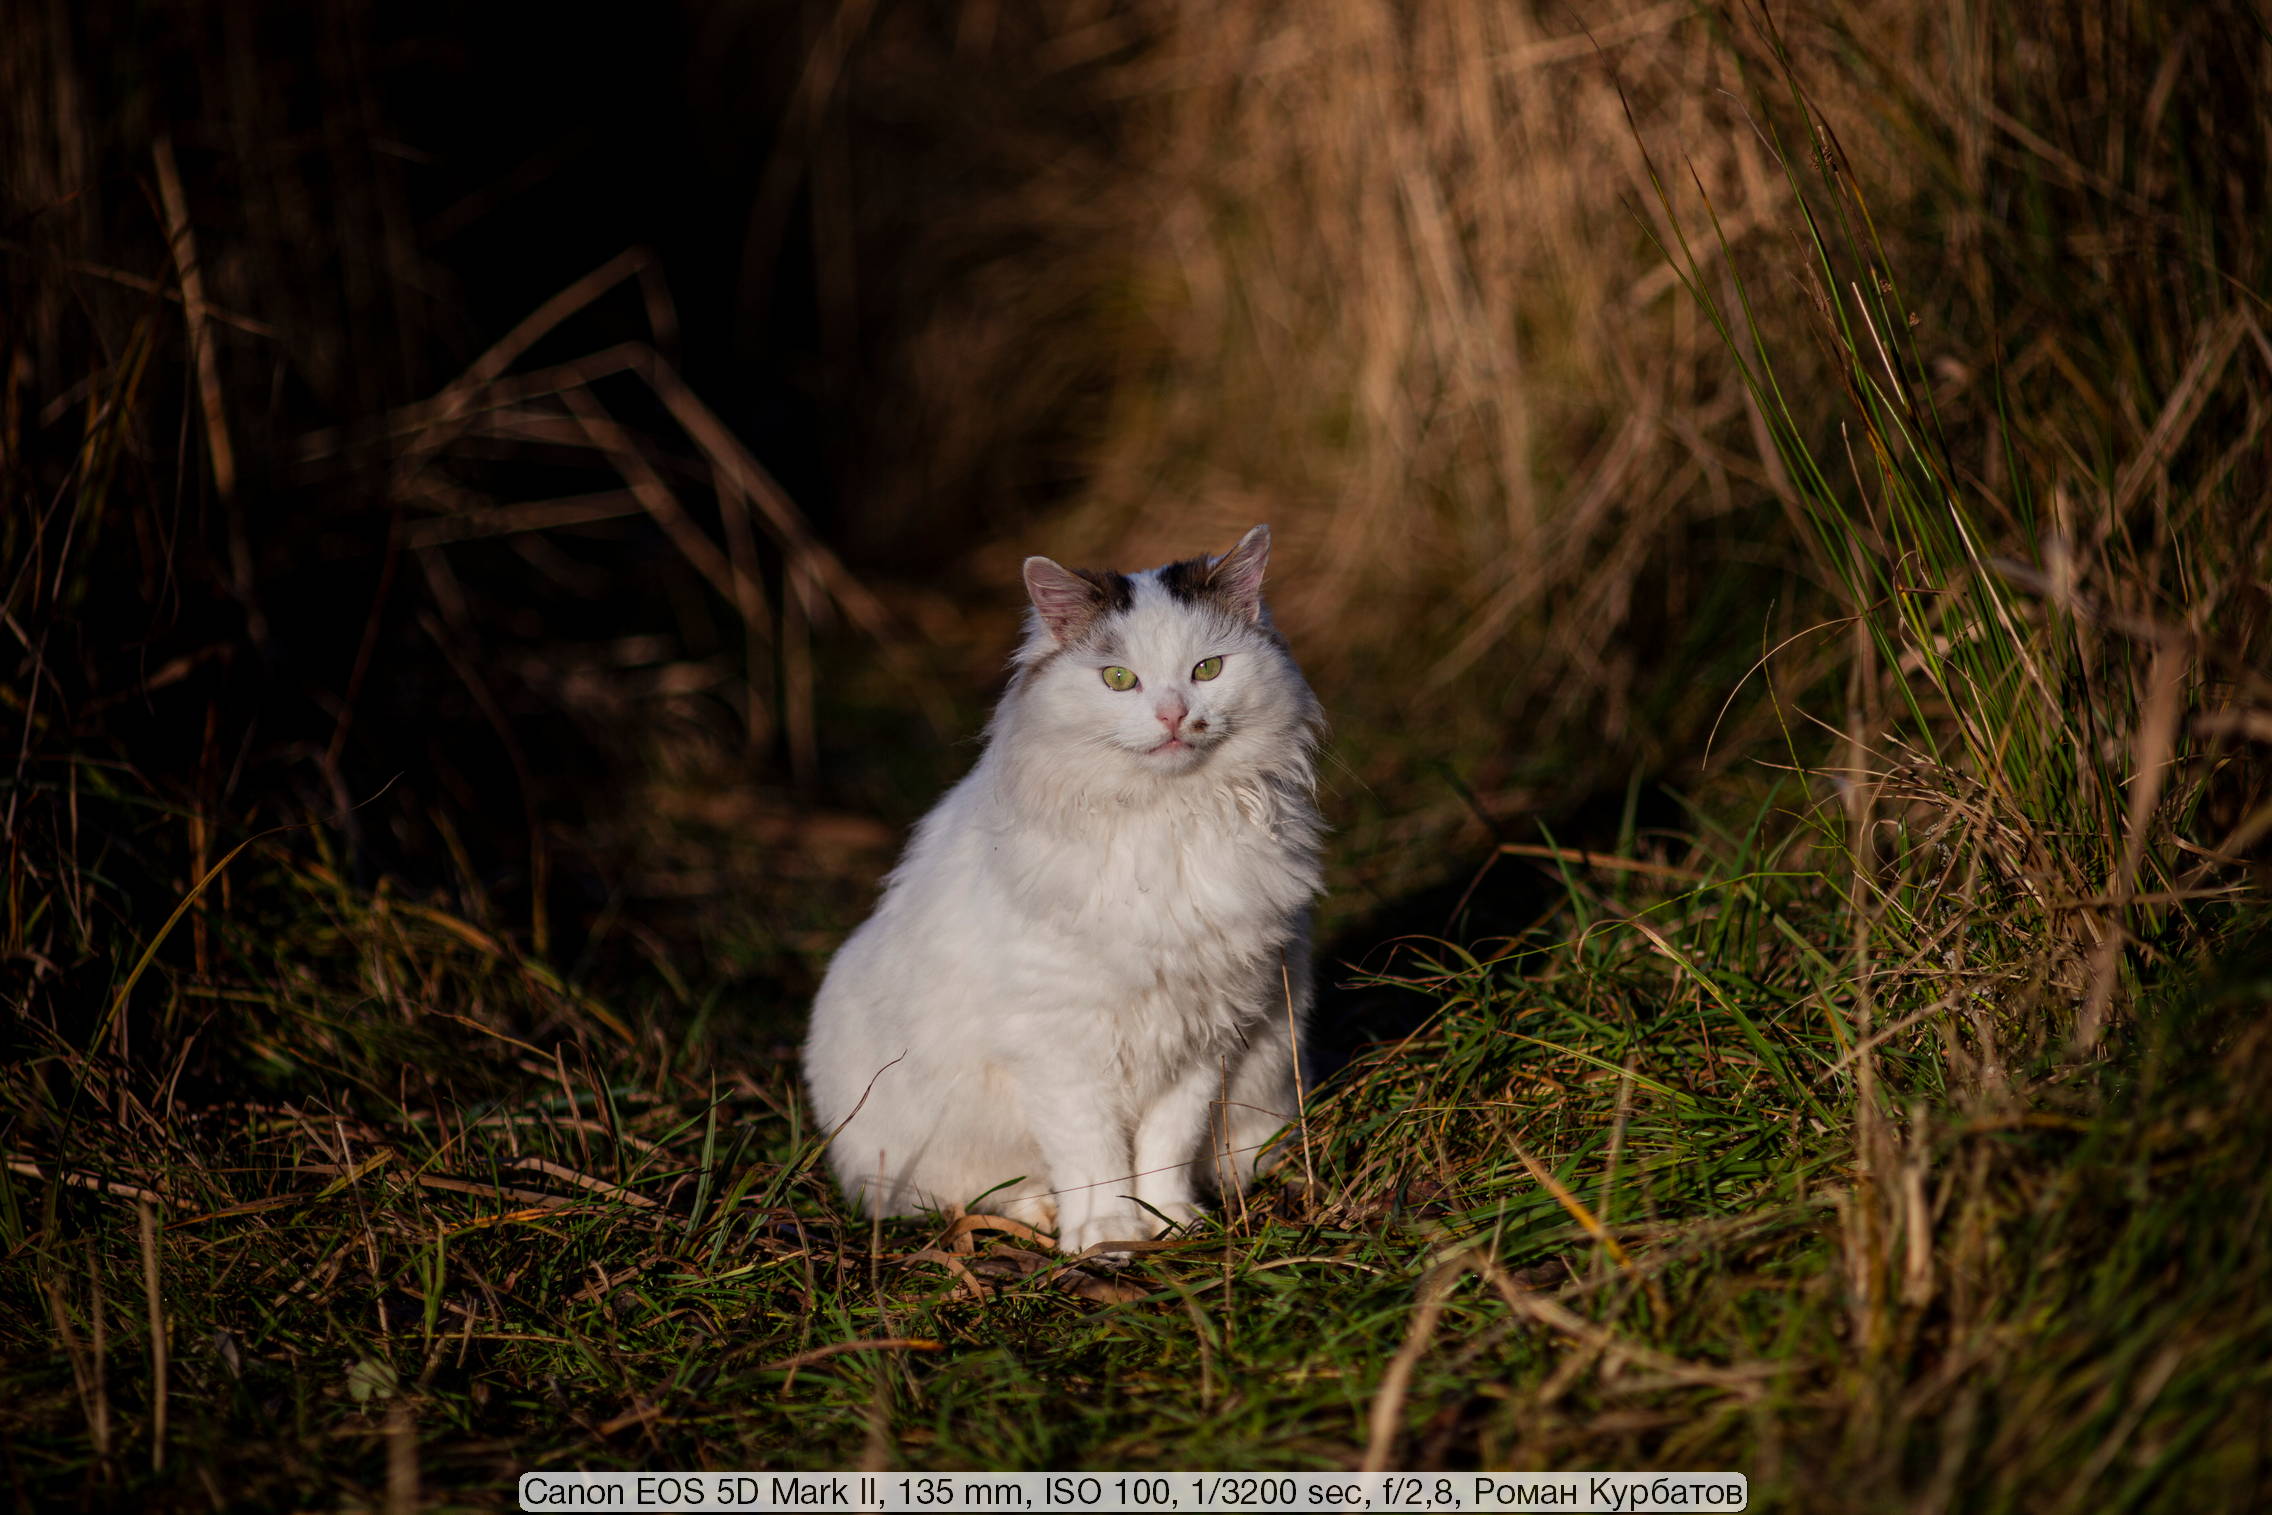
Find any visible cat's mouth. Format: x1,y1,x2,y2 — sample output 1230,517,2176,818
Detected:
1147,737,1193,755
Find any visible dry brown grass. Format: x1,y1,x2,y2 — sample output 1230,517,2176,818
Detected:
784,3,1917,744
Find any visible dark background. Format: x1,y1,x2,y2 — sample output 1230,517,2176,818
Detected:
7,1,1137,982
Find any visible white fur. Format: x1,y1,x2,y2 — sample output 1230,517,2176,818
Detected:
801,527,1325,1255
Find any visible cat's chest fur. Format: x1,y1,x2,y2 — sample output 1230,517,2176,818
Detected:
985,783,1313,1064
989,781,1313,948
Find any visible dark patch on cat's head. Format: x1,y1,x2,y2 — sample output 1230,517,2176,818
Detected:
1156,525,1271,623
1155,554,1217,604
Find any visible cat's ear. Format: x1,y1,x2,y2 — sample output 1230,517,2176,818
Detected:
1023,556,1110,645
1208,524,1271,622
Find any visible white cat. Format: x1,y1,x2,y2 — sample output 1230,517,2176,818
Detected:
801,525,1325,1256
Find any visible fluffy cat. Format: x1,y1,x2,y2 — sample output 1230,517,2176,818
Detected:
801,525,1325,1256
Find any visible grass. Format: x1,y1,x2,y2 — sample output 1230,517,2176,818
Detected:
10,769,2269,1508
6,0,2272,1510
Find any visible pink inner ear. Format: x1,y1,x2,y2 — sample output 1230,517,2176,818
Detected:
1023,556,1103,643
1210,525,1271,621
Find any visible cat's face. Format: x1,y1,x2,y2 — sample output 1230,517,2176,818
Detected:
1015,526,1317,777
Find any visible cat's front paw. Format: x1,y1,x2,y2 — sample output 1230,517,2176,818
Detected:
1056,1205,1159,1260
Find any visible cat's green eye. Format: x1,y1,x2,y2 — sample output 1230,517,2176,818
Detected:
1192,656,1224,682
1100,666,1139,692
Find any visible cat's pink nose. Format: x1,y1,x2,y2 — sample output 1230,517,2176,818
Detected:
1155,694,1189,736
